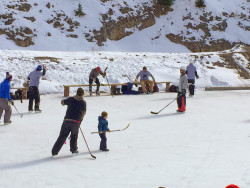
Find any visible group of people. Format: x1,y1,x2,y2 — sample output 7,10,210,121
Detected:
0,60,199,155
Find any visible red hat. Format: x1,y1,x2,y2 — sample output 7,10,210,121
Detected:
96,67,101,72
225,184,240,188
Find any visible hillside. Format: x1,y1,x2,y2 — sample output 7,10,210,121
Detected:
0,0,249,52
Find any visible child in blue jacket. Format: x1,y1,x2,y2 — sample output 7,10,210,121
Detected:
98,111,110,151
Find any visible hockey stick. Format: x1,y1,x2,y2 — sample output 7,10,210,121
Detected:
151,94,183,114
13,104,23,118
79,127,96,159
105,70,114,98
91,123,130,134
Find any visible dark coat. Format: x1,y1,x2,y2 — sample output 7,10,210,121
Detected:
62,95,86,121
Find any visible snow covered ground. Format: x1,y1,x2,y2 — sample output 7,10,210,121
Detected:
1,48,250,95
0,90,250,188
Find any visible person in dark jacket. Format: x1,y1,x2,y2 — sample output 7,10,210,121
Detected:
52,88,86,156
177,67,188,113
186,60,199,96
28,65,47,112
0,73,13,125
89,67,106,96
98,111,110,151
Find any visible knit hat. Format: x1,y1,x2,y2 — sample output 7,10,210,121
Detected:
77,88,84,96
225,184,239,188
37,65,43,71
180,66,186,71
6,72,12,80
96,66,101,72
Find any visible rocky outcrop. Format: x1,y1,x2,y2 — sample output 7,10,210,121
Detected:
166,33,235,52
86,3,173,46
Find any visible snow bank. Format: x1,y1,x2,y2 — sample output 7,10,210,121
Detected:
0,49,249,94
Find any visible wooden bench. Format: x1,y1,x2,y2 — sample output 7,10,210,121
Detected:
11,87,28,99
205,87,250,91
64,82,171,97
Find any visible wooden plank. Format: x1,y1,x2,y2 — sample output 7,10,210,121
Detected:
64,86,70,97
64,83,127,87
64,82,171,87
165,83,170,92
205,87,250,91
11,87,25,89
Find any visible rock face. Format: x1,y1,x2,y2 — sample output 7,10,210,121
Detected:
86,3,173,46
166,34,235,52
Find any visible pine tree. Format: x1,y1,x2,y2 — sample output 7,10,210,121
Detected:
195,0,206,8
158,0,174,7
75,3,86,17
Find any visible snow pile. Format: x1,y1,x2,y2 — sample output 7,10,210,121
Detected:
0,48,249,94
0,91,250,187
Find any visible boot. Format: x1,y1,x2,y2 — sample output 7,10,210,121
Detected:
72,150,79,154
102,149,109,152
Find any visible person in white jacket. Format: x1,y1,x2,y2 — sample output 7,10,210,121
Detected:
177,67,188,112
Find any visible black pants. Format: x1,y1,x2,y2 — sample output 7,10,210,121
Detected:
99,133,107,150
28,86,40,111
177,92,186,109
188,79,195,96
52,121,80,155
89,78,100,92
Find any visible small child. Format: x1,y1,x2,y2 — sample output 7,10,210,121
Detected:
98,111,110,151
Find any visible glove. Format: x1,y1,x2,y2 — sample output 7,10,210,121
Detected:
8,99,14,106
102,72,106,78
196,75,199,79
181,89,186,95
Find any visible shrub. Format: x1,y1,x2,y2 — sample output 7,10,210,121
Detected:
195,0,206,8
75,3,85,17
158,0,174,7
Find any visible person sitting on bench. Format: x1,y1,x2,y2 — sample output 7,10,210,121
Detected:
135,66,156,94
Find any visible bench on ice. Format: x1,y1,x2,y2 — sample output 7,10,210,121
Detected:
11,87,28,99
63,82,171,97
205,87,250,91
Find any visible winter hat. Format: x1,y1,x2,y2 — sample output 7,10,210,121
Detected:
143,66,147,70
225,184,240,188
37,65,43,71
6,72,12,80
96,66,101,72
77,88,84,96
180,66,186,71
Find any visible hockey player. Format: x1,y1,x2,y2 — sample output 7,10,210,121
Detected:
89,67,106,96
186,60,199,96
98,111,110,151
0,73,13,125
177,67,188,112
28,65,47,112
52,88,86,156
